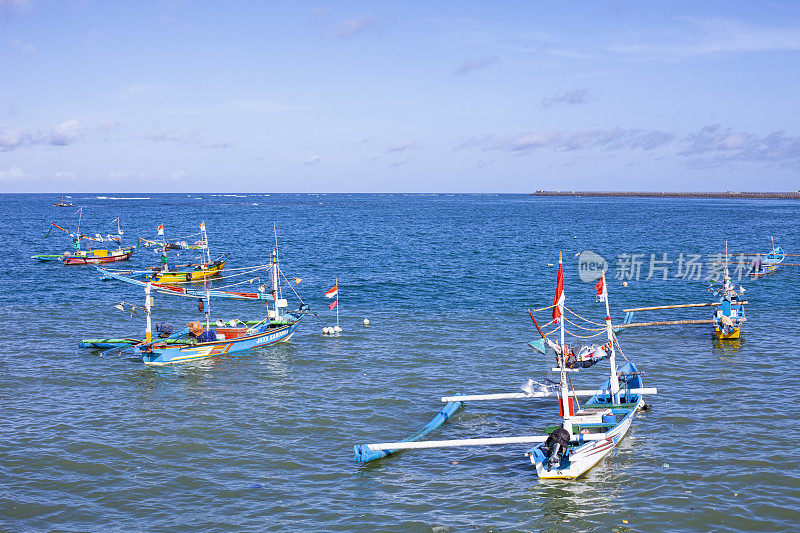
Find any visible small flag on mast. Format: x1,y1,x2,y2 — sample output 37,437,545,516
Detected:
595,273,607,302
199,221,206,232
328,300,338,311
553,252,564,320
157,223,164,236
325,284,338,298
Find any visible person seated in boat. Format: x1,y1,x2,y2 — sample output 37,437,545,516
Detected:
187,321,217,343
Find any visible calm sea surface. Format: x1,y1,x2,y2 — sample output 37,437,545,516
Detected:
1,194,799,532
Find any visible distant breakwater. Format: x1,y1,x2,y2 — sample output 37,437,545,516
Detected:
530,190,800,199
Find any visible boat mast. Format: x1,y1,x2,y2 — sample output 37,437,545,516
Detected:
601,271,621,404
75,207,83,252
336,277,339,328
201,221,210,264
271,247,279,321
145,282,152,343
556,252,571,436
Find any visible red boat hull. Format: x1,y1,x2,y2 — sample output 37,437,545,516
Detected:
62,247,135,265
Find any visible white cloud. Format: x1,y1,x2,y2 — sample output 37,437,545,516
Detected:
0,119,83,151
304,155,321,165
0,0,31,14
9,37,35,55
486,128,675,153
541,89,591,108
0,165,24,181
326,15,373,38
167,99,305,114
453,56,500,75
387,139,415,152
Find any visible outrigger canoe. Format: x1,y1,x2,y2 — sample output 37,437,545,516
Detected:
62,246,136,265
354,257,656,480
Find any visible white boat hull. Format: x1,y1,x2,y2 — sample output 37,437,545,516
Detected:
532,398,642,479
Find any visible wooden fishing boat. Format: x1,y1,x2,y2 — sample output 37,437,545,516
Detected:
152,257,226,283
750,245,785,277
62,246,136,265
354,256,656,480
86,226,307,365
139,221,226,283
54,196,75,207
41,213,135,265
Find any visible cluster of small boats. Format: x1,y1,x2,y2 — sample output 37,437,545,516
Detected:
40,197,793,480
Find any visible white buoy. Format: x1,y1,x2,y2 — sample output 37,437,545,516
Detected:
363,318,370,326
323,327,330,334
333,325,342,333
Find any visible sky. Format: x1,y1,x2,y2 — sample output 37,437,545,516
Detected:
2,0,800,192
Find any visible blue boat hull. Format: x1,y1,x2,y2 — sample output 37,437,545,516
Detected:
137,319,302,365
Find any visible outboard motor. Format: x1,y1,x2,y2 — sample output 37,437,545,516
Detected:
543,428,571,471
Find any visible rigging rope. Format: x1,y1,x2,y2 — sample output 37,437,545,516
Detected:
563,306,607,327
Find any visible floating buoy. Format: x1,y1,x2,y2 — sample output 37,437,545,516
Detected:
322,327,330,334
363,318,370,326
622,281,628,287
333,325,342,333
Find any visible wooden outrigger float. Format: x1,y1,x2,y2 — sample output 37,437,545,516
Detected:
354,254,656,479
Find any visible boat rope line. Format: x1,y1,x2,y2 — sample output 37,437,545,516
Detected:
280,269,306,306
567,373,582,411
613,336,630,363
563,317,606,332
563,306,607,327
529,303,557,313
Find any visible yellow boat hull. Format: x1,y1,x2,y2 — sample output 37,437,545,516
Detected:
715,326,741,340
154,260,225,283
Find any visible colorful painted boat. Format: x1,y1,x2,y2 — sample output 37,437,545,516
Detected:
137,318,303,365
354,257,656,480
750,246,785,277
45,214,134,265
62,245,136,265
713,243,746,339
527,361,646,479
89,226,307,365
139,221,227,283
152,257,226,283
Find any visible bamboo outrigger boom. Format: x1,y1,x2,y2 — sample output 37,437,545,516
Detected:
440,387,658,402
623,301,748,312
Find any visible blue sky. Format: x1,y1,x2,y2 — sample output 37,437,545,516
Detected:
2,1,800,192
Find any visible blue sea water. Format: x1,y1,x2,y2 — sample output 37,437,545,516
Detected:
1,193,799,532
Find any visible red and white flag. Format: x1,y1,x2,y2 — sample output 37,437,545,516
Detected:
157,223,164,236
595,272,607,302
553,252,564,320
199,221,206,232
328,299,338,311
325,284,338,298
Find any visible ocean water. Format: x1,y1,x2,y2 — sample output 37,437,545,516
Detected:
1,193,798,532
